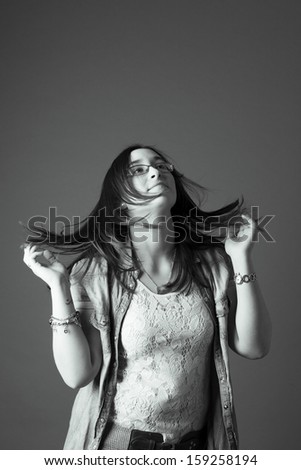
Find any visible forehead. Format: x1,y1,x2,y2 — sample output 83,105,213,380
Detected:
130,148,163,164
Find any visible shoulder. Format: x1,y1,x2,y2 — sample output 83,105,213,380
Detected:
69,255,109,285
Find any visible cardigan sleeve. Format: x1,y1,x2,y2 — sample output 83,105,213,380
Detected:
69,257,111,330
69,259,95,325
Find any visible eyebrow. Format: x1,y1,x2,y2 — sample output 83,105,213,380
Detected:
129,156,164,166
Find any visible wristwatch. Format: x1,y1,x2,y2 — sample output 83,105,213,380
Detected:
234,273,257,284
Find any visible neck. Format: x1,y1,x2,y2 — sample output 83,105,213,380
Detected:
130,217,175,267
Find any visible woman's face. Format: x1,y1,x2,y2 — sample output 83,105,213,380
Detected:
126,148,177,217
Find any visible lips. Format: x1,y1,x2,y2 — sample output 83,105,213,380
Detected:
148,182,168,191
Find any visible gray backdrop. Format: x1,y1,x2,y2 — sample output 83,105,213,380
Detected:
1,0,300,450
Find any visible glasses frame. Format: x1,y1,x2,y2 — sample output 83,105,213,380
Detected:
127,162,174,177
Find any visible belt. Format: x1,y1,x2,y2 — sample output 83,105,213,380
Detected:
128,427,207,450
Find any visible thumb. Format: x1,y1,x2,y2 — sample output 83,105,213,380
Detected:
43,249,58,263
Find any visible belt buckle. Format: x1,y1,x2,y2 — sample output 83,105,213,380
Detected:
129,429,164,450
159,439,176,450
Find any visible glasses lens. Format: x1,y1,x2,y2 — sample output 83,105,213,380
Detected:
128,165,148,176
156,163,171,172
128,163,173,176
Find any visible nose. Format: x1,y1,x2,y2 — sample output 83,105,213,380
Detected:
149,165,161,178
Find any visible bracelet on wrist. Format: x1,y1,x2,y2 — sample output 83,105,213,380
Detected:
49,311,82,333
233,272,257,285
50,310,78,322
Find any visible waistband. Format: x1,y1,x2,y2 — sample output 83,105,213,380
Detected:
99,422,207,450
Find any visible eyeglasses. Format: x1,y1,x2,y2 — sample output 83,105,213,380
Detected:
127,162,174,177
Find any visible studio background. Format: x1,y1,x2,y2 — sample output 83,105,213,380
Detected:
1,0,300,449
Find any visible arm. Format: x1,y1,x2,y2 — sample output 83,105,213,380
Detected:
50,278,102,389
23,244,102,388
225,215,272,359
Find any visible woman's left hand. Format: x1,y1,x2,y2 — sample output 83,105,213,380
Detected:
224,213,257,259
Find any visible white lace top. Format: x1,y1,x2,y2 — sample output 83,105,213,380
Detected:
110,279,214,443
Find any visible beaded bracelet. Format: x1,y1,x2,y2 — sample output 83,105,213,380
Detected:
49,311,82,333
233,272,257,285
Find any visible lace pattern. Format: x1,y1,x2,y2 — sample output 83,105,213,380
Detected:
111,280,214,443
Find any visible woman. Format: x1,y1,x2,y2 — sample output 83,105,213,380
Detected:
22,144,272,450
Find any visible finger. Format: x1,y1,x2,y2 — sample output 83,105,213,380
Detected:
226,226,234,238
26,258,43,271
23,243,31,254
43,250,58,263
28,243,41,253
23,246,41,266
226,226,238,240
24,243,41,254
20,243,29,250
241,214,257,233
24,248,43,260
23,253,36,269
241,213,254,225
24,250,48,270
23,243,36,256
31,250,45,260
30,244,45,253
23,248,30,263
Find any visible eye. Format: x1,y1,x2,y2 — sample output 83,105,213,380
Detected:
156,163,167,170
131,165,146,175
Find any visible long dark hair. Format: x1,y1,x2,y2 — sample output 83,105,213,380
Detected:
24,144,245,293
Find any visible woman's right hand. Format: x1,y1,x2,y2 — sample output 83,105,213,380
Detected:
22,243,69,288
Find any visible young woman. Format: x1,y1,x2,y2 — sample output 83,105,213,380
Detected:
22,145,272,450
